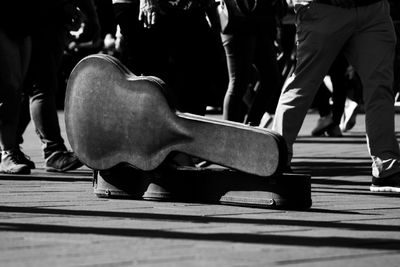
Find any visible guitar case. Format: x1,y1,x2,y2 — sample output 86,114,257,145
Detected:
65,54,311,209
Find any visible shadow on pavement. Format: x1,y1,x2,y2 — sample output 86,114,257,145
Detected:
0,206,398,230
292,160,371,177
0,221,399,250
0,175,92,182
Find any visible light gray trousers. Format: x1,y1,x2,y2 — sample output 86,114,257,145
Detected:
272,0,400,178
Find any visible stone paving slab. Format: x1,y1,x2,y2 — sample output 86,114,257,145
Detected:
0,112,399,267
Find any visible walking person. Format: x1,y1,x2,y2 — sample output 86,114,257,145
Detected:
19,0,100,172
0,2,33,174
272,0,400,192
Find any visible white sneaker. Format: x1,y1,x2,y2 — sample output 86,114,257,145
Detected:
340,98,358,132
259,112,274,129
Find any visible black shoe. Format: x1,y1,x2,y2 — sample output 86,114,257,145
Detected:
283,165,293,173
15,148,35,169
311,115,334,136
45,151,83,172
340,99,358,132
0,149,31,174
326,125,343,137
370,172,400,193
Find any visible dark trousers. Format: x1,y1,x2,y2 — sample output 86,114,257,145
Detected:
0,30,31,151
18,28,68,157
313,54,348,125
114,3,214,115
221,24,281,124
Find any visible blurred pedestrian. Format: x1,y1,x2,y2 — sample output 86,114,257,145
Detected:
0,0,100,174
311,54,351,137
216,0,287,126
0,2,33,174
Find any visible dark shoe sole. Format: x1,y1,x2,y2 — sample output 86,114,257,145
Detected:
0,167,31,175
26,162,36,169
45,160,83,172
311,122,334,137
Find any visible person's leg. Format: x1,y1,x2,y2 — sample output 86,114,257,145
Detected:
313,84,332,118
14,91,36,169
393,21,400,96
165,12,213,115
278,24,297,84
221,31,256,122
344,1,400,184
27,29,82,172
313,53,349,137
0,30,31,174
340,70,362,132
246,24,282,126
329,54,348,127
310,83,335,136
28,32,66,156
272,3,352,161
17,92,31,146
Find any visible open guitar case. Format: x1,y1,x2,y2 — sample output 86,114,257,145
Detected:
65,54,312,210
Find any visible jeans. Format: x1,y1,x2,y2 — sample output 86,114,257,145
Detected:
22,28,68,157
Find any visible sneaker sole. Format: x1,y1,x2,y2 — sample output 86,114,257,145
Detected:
45,161,83,172
370,186,400,193
0,168,31,175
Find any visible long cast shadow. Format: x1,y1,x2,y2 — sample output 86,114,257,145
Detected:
295,134,367,144
0,172,92,182
0,176,92,182
0,206,399,232
311,178,369,186
311,189,400,198
295,156,370,160
292,161,371,177
0,222,399,250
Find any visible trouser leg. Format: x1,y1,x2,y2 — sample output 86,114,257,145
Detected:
246,27,281,123
393,22,400,94
27,31,66,158
0,30,31,151
329,54,348,125
221,32,255,122
17,92,31,145
344,1,400,177
272,4,351,159
313,85,331,117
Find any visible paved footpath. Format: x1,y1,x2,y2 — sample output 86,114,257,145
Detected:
1,112,399,267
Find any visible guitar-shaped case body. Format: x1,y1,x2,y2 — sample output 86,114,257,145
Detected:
65,54,287,177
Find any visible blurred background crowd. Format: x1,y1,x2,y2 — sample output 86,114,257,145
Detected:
0,0,399,174
59,0,400,136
